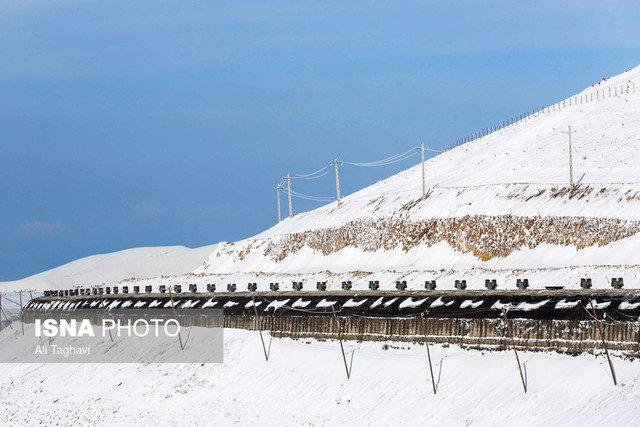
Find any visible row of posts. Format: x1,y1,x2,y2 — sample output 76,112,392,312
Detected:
442,81,637,153
247,295,619,391
43,277,625,297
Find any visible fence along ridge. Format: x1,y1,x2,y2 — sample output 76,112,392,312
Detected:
440,79,639,154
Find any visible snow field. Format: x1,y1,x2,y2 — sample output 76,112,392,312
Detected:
1,328,639,426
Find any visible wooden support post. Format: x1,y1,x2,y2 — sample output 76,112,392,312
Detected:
98,293,114,343
421,314,437,395
0,294,13,331
19,291,24,335
502,308,527,393
168,288,184,351
252,295,269,361
331,305,350,379
0,306,13,330
590,300,617,385
48,296,52,345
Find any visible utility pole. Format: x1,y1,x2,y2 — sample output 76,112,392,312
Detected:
568,126,574,189
421,143,426,198
274,185,282,222
332,158,342,207
563,126,574,189
286,173,292,218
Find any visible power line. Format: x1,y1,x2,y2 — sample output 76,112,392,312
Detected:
293,167,329,180
343,147,420,167
273,144,438,218
296,171,328,180
287,189,336,202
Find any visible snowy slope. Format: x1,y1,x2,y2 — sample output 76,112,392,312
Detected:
255,66,640,233
187,65,640,289
0,245,216,292
1,327,639,426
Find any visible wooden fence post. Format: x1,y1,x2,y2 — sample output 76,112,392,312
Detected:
168,288,184,351
421,314,437,394
252,295,269,361
99,293,113,343
502,308,527,393
331,305,350,379
20,291,24,335
589,300,617,385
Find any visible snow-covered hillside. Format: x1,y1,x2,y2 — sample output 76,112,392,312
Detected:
182,65,640,290
0,245,217,292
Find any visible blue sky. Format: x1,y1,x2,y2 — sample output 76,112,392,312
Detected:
1,0,639,280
